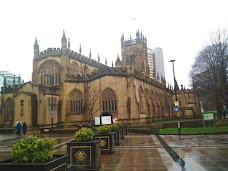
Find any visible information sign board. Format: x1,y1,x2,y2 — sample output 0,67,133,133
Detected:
173,105,179,112
203,113,214,120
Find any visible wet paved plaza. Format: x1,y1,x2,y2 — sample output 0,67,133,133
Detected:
0,131,228,170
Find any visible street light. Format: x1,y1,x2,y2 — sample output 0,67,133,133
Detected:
169,60,181,135
45,74,54,132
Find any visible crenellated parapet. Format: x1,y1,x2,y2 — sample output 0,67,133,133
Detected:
65,65,168,91
88,67,128,81
35,48,62,59
68,50,108,69
65,67,128,82
121,38,147,48
133,69,168,90
1,86,13,93
35,47,108,70
121,30,147,48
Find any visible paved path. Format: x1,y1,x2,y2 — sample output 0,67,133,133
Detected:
0,132,228,170
160,135,228,171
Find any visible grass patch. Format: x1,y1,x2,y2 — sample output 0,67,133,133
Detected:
159,126,228,134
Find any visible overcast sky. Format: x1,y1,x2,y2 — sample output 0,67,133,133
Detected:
1,0,228,88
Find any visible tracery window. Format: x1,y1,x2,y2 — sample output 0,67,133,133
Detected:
70,62,80,76
102,88,117,112
69,89,83,113
39,60,61,85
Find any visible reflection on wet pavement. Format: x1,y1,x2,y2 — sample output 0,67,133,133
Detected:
1,132,228,170
160,135,228,171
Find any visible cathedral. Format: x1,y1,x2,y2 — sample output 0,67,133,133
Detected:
0,31,200,127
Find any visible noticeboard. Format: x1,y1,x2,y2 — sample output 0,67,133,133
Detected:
203,113,214,120
101,116,112,125
95,116,101,126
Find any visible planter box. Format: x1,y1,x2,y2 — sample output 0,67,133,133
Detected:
120,127,125,139
123,125,128,135
0,154,68,171
111,129,121,145
94,133,115,154
67,139,101,171
67,164,73,171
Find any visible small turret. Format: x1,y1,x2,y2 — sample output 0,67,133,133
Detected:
115,54,122,68
34,37,39,59
61,30,67,53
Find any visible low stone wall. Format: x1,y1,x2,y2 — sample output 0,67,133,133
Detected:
0,128,14,133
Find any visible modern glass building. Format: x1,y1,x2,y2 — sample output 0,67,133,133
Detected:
0,71,24,90
147,47,165,82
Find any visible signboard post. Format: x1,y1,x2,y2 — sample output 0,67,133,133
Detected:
173,101,181,135
203,113,215,127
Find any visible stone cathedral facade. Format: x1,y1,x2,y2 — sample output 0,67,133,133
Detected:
0,31,200,127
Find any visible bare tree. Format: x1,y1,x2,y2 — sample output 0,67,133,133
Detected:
87,85,102,122
190,28,228,118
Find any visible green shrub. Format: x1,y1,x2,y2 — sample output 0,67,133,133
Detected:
11,135,55,163
110,124,120,131
115,122,123,128
96,125,111,134
74,127,94,142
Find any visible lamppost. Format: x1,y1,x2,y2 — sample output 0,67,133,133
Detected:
45,74,54,132
169,60,181,135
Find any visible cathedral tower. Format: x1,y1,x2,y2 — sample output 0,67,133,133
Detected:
121,30,149,75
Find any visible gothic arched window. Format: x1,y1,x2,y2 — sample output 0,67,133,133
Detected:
70,62,80,76
39,60,61,85
69,89,83,113
101,88,117,112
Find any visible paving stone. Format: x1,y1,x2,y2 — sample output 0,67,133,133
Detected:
0,132,228,170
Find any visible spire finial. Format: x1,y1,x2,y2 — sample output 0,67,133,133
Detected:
18,74,21,86
68,38,70,49
89,49,91,58
61,30,67,43
121,33,124,41
3,76,7,87
34,37,40,58
79,44,82,54
98,53,100,62
34,37,39,48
